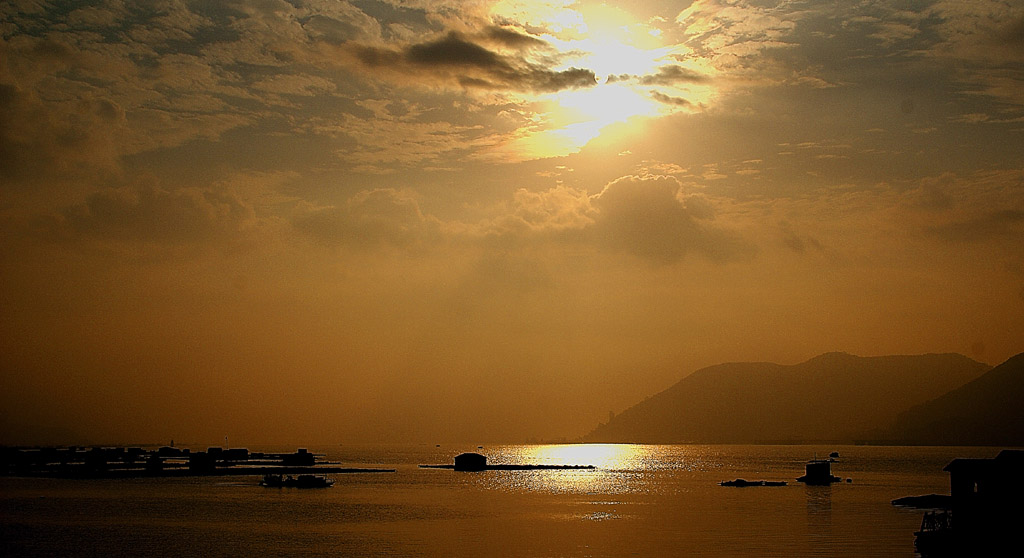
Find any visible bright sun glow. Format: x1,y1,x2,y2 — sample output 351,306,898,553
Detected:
491,1,698,159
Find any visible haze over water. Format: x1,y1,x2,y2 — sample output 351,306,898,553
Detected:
1,444,997,557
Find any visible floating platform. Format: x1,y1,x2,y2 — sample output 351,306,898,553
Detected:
719,479,788,487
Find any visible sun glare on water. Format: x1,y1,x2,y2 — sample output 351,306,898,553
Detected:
523,443,646,469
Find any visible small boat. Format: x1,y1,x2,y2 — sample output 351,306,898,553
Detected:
829,451,839,459
260,474,334,488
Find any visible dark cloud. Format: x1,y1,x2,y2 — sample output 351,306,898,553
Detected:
353,44,403,67
639,65,708,86
407,32,508,68
352,32,596,92
528,67,597,92
650,91,691,107
483,25,549,49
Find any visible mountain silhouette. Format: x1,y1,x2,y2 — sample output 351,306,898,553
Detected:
583,353,990,443
887,352,1024,445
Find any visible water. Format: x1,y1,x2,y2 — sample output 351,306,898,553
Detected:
0,444,998,557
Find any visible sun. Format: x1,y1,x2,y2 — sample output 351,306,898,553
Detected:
490,1,696,159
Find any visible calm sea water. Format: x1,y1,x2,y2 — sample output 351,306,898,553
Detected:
0,444,1001,557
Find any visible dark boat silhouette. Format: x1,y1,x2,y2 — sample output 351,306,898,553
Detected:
260,473,334,488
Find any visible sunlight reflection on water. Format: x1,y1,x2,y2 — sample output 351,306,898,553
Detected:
492,443,724,471
473,444,723,495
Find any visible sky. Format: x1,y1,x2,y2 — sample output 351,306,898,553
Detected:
2,0,1023,446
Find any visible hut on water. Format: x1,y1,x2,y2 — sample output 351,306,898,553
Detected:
454,453,487,471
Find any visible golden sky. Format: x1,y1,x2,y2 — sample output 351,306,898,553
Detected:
2,0,1023,445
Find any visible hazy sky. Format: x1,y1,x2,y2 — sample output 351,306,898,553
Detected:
2,0,1022,446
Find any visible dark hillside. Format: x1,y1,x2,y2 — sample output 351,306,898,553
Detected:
584,353,990,443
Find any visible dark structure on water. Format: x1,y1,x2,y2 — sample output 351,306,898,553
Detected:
914,449,1024,556
421,452,596,472
796,458,842,485
453,452,488,472
0,446,393,478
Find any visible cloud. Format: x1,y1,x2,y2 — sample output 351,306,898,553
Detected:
290,176,754,266
486,185,597,235
639,65,708,86
475,176,753,264
482,25,550,50
677,0,799,56
650,91,692,107
293,188,441,248
922,1,1024,105
590,175,755,264
0,80,124,186
406,31,508,68
352,31,597,93
61,183,256,243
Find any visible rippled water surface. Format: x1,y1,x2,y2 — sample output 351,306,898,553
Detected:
0,444,1000,557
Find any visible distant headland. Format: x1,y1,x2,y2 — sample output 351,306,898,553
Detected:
583,351,1024,446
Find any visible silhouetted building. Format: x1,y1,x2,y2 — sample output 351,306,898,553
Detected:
796,459,841,485
146,453,163,473
454,453,487,471
915,449,1023,556
282,448,316,466
188,452,216,473
222,448,249,462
